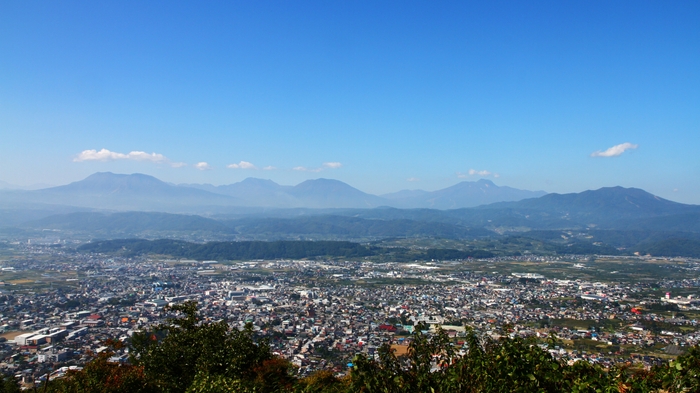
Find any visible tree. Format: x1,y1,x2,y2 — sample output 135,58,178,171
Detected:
45,308,700,393
130,301,292,393
48,340,156,393
0,376,21,393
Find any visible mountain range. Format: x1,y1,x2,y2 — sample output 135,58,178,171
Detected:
0,172,546,211
180,175,546,209
382,181,546,209
3,172,700,257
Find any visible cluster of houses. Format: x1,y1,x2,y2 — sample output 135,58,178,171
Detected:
0,242,697,386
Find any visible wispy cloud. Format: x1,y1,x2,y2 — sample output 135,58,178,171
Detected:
457,169,500,178
322,162,342,169
407,177,420,182
73,148,186,168
227,161,257,169
262,166,276,171
293,162,342,172
195,162,212,171
590,142,638,157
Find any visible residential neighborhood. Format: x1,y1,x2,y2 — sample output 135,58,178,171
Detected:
0,241,699,388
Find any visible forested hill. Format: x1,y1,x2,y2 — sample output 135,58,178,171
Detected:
77,239,375,260
76,239,497,261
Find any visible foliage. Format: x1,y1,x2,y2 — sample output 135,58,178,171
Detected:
48,340,156,393
129,301,288,393
639,238,700,258
655,345,700,392
77,238,499,262
78,239,375,259
226,216,480,240
0,376,20,393
349,328,700,393
48,303,700,393
296,370,348,393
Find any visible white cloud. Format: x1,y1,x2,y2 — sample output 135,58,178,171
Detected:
227,161,257,169
73,148,186,168
407,177,420,182
74,148,166,163
457,169,500,178
322,162,342,169
262,166,276,171
590,142,638,157
469,169,491,176
195,162,212,171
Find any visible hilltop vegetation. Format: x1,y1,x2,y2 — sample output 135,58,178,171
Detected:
76,239,496,262
641,238,700,258
45,302,700,393
76,234,700,262
77,239,375,260
224,216,491,240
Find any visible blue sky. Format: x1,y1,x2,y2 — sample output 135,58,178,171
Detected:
1,1,699,202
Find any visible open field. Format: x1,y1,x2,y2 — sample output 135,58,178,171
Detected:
0,330,32,340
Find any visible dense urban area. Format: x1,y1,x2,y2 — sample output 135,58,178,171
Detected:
0,238,698,390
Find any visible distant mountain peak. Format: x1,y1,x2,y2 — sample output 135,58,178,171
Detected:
296,178,348,186
79,172,165,185
239,177,279,186
86,171,150,179
16,172,548,211
28,172,238,210
293,178,364,193
381,180,546,209
499,186,694,223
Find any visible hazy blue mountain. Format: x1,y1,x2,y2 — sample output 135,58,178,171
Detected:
22,211,234,238
181,178,289,197
178,178,545,209
46,172,190,194
22,172,241,211
382,179,547,209
2,173,697,224
381,189,431,200
203,178,297,207
17,209,491,241
7,183,700,255
608,212,700,232
224,215,492,240
179,177,387,208
176,183,221,194
342,187,700,231
0,205,96,227
286,178,389,208
484,186,699,225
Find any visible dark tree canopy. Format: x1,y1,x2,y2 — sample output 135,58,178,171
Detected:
46,303,700,393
